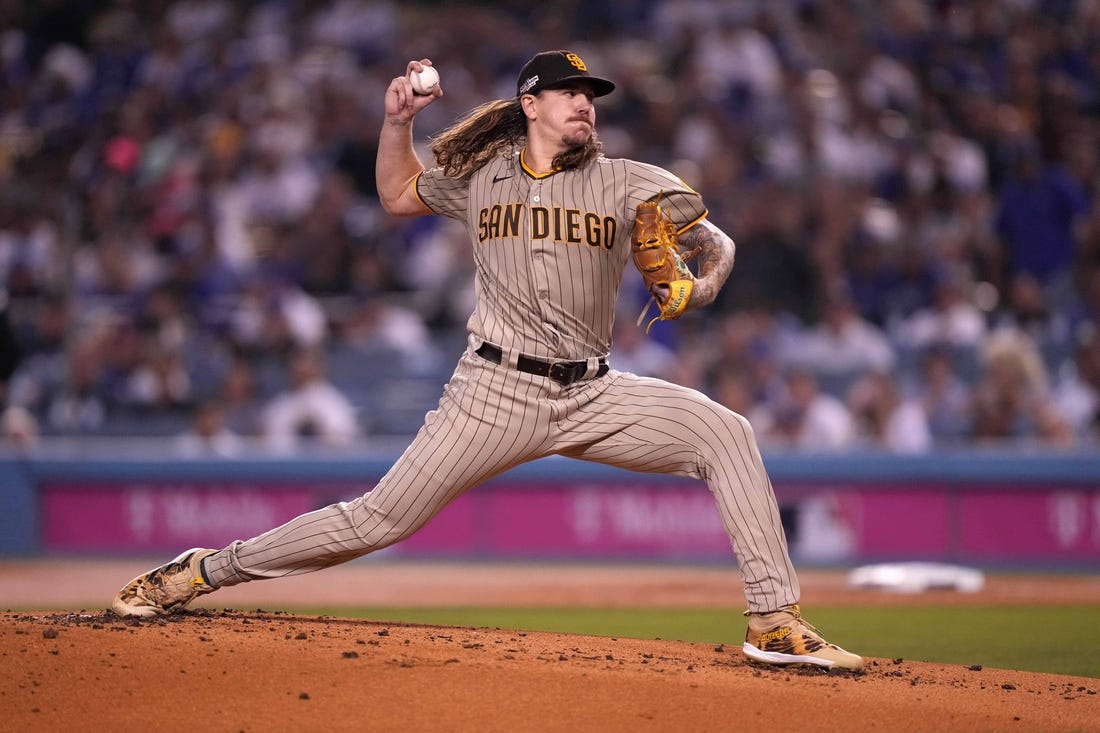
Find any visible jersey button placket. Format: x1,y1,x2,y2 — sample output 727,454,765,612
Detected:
531,183,550,302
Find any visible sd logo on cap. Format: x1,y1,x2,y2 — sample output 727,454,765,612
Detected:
515,50,616,98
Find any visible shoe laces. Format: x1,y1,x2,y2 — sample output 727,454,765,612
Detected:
135,559,193,602
788,608,825,638
746,604,826,638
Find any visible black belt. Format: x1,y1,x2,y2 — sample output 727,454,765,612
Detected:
475,342,609,386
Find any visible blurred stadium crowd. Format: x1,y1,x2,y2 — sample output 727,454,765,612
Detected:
0,0,1098,454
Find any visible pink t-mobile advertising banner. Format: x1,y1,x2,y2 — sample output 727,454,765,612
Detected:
40,481,1100,562
41,483,350,551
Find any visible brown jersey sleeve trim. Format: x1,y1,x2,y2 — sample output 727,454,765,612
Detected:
412,170,435,213
677,209,709,235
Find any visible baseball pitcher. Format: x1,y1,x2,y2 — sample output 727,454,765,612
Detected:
112,50,862,671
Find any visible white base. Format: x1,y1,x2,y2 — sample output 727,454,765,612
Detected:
848,562,985,594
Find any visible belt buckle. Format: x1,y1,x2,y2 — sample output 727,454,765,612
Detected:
548,361,575,386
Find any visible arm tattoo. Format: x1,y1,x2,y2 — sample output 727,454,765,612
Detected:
678,219,735,309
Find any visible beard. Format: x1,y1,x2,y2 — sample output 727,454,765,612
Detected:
552,131,602,172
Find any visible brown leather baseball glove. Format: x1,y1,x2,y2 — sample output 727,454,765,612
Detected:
631,198,699,332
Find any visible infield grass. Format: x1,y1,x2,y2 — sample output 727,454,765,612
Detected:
301,604,1100,679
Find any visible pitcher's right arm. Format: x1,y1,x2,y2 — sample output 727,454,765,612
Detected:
376,59,442,216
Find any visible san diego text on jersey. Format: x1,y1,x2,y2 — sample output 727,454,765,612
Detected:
478,203,617,248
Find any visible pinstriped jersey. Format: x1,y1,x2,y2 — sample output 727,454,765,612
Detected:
415,149,708,361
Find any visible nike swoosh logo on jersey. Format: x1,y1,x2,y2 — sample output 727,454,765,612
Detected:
493,174,513,183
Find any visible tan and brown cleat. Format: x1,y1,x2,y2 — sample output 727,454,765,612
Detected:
743,604,863,670
111,548,217,617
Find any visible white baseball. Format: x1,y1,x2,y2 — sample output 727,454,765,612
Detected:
409,66,440,95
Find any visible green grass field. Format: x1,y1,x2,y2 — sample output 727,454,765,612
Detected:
299,604,1100,679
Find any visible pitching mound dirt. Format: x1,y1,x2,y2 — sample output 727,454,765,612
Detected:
3,609,1097,733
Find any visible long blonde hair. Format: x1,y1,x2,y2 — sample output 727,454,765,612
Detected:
430,96,602,178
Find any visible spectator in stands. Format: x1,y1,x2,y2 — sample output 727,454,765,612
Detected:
1051,329,1100,443
336,293,440,373
995,139,1090,301
710,369,759,420
714,183,818,323
0,404,39,449
968,329,1074,447
0,202,63,297
258,347,359,452
215,355,262,437
8,322,113,436
881,241,938,324
120,339,193,413
847,369,932,454
908,345,972,444
991,271,1068,344
228,275,328,354
173,399,244,458
8,292,68,357
709,309,793,406
753,367,857,452
891,266,988,351
400,217,478,330
780,286,896,379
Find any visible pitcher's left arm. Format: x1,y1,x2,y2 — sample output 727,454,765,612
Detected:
678,218,735,311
